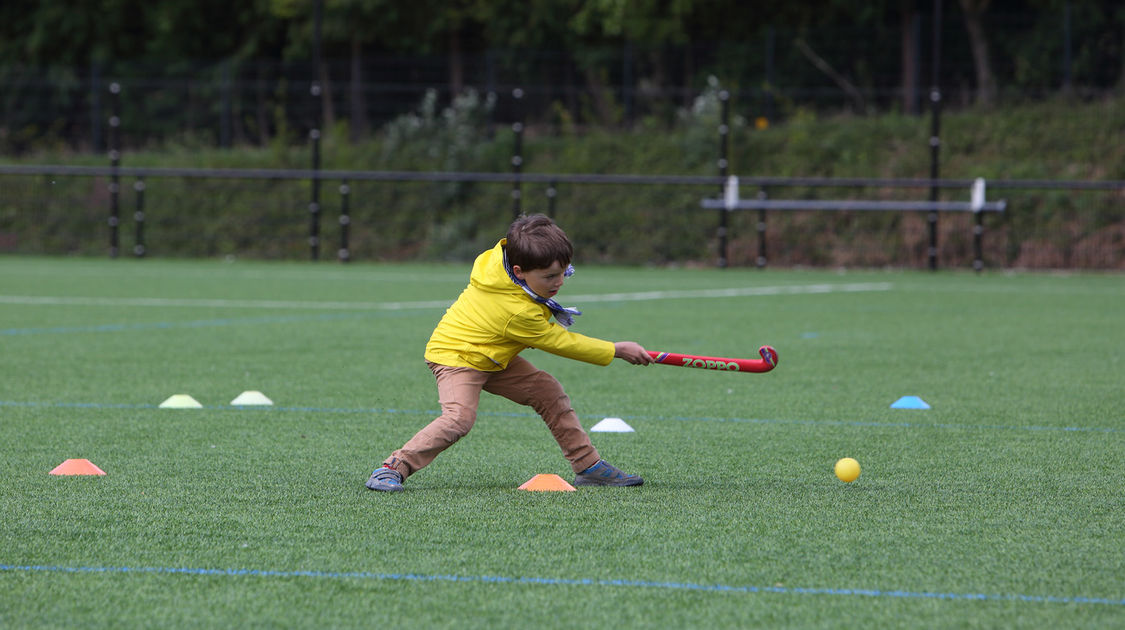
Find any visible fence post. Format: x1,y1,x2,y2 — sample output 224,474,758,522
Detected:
716,89,730,268
338,181,351,262
133,178,146,258
108,81,121,259
309,0,323,260
756,187,768,268
546,179,557,218
511,88,524,221
927,0,943,271
309,128,321,260
971,177,985,272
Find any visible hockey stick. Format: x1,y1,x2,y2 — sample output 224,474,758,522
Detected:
647,345,778,373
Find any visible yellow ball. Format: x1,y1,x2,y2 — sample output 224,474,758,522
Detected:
835,457,861,482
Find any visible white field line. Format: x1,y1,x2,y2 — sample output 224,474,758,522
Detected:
0,282,892,311
570,282,893,303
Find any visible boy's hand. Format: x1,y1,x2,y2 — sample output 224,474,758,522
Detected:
614,341,655,365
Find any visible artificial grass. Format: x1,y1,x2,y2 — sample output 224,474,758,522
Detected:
1,257,1122,628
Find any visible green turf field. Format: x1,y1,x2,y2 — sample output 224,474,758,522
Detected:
2,256,1122,628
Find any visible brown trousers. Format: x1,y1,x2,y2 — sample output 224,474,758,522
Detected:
383,356,601,479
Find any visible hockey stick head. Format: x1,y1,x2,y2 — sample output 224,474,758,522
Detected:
758,345,779,370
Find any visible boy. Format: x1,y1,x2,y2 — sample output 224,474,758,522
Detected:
366,214,653,492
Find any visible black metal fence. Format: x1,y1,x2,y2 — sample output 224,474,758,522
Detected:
3,23,1122,270
2,162,1121,270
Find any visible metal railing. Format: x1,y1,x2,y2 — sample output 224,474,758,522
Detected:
703,176,1007,271
2,163,1122,269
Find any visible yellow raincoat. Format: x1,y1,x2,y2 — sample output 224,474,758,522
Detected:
424,240,615,371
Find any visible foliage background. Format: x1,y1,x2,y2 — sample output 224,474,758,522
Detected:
1,0,1122,152
1,1,1122,268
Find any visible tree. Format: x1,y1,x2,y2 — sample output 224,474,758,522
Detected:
958,0,997,105
900,0,922,113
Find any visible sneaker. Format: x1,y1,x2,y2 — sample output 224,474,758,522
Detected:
574,460,644,487
365,466,404,492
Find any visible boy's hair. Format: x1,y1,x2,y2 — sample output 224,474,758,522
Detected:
505,214,573,271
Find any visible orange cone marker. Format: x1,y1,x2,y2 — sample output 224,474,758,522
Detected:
49,459,107,476
518,473,576,492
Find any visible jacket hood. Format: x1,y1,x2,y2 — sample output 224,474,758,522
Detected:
469,239,524,295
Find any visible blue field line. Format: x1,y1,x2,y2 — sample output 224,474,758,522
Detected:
0,398,1121,435
0,563,1121,606
652,413,1125,435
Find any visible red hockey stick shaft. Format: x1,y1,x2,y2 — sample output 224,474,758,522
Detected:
647,345,778,373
